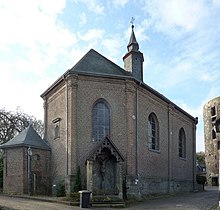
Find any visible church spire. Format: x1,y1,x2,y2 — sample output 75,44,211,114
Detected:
127,25,139,52
123,24,144,82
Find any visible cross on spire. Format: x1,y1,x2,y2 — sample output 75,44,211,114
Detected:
130,17,135,27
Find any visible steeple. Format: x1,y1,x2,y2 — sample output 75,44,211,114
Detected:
127,25,139,52
123,24,144,82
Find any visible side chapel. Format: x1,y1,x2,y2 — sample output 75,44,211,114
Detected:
1,25,198,199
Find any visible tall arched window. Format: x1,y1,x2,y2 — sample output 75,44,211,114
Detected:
148,113,159,151
92,99,110,141
179,128,186,158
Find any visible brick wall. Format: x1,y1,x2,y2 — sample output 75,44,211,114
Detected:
44,74,196,196
3,147,25,194
3,147,51,195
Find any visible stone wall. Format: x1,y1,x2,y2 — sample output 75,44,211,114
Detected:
203,96,220,186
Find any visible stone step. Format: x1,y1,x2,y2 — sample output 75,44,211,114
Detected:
91,202,125,208
91,195,125,207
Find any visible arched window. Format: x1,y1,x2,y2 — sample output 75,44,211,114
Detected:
148,113,159,151
92,99,110,141
179,128,186,158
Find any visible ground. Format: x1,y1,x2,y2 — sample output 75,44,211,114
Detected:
0,186,218,210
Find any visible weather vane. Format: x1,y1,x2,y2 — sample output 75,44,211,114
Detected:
130,17,135,26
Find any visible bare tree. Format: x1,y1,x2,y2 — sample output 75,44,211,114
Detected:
0,108,44,144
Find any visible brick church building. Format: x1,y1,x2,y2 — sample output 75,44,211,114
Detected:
1,25,198,199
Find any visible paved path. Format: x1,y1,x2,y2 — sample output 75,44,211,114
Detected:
121,186,218,210
0,186,218,210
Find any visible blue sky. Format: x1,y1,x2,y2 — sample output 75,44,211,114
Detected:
1,0,220,152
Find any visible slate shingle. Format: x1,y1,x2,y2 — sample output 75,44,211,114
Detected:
0,125,50,150
70,49,131,77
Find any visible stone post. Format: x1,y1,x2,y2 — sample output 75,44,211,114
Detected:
86,160,93,194
116,162,123,199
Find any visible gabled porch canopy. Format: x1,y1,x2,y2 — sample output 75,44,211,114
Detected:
86,137,124,198
87,137,124,162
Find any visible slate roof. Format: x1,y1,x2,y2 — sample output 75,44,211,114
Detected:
127,25,139,51
0,125,51,150
70,49,131,77
40,48,197,123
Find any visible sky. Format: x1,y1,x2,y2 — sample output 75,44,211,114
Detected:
1,0,220,152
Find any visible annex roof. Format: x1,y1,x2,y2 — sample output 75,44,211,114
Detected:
0,125,51,150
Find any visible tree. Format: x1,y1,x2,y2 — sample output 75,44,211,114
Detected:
196,151,205,165
0,108,44,144
0,152,3,189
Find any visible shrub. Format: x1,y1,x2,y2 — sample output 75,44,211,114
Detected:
196,175,206,185
56,180,66,197
73,166,82,192
66,192,80,202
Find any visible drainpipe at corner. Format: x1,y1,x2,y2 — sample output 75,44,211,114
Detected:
136,84,141,198
65,77,69,177
193,118,198,192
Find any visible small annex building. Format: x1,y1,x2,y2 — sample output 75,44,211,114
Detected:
0,125,51,195
1,25,198,199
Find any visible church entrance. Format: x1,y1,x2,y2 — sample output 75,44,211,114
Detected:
93,148,116,195
86,137,124,198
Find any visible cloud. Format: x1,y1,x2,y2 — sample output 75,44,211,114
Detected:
112,0,129,8
37,0,66,16
0,0,81,119
0,0,68,46
151,59,193,89
199,71,218,82
73,0,104,14
100,34,125,64
144,0,207,37
203,87,220,104
79,12,87,25
77,28,105,42
144,0,220,94
212,0,220,6
0,0,78,76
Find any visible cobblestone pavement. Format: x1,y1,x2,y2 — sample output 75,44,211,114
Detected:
0,186,218,210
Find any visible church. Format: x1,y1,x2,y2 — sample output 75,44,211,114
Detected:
1,25,198,199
